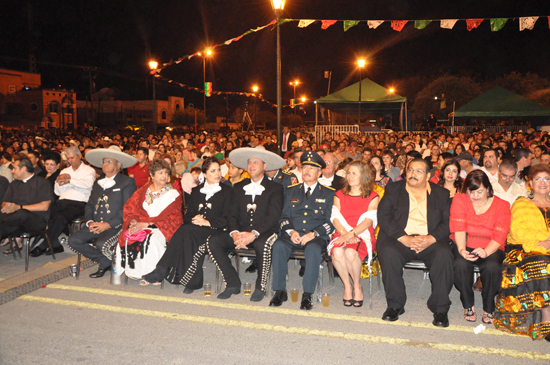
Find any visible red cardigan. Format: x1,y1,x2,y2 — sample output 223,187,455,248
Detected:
119,182,183,246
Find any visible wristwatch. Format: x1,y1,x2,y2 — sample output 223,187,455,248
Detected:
312,231,319,238
253,231,259,239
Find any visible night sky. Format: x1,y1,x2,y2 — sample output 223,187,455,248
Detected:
2,0,550,114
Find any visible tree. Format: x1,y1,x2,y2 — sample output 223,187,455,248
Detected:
491,72,550,108
413,75,482,120
171,106,205,127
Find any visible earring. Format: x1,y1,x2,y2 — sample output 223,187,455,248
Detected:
528,189,534,199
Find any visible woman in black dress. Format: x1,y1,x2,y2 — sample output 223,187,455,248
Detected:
143,158,233,293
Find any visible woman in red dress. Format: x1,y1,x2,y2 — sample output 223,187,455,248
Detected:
450,170,510,323
329,160,379,307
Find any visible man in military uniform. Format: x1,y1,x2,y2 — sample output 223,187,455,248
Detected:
68,146,137,278
266,168,298,193
207,148,285,302
269,151,335,310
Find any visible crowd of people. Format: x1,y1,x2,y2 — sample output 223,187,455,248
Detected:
0,124,549,342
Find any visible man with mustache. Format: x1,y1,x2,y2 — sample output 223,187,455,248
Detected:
377,158,453,327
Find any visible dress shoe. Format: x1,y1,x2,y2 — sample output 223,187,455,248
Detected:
29,247,46,258
245,262,257,273
473,277,483,291
89,266,111,278
299,266,305,277
433,312,450,328
250,289,265,302
217,286,240,299
545,334,550,342
269,290,288,306
382,307,405,321
183,287,194,294
45,246,64,255
300,292,314,310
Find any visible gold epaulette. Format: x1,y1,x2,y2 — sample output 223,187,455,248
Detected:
321,184,335,190
287,183,301,188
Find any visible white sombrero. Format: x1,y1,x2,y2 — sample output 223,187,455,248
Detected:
228,147,286,171
86,146,137,169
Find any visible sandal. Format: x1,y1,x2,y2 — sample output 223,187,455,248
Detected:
343,298,354,307
139,279,150,287
482,312,494,324
464,307,476,322
3,245,22,255
353,300,363,308
152,281,162,286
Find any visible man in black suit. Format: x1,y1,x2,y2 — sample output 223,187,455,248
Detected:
280,126,297,157
377,158,453,327
207,148,285,302
266,168,298,193
68,146,137,278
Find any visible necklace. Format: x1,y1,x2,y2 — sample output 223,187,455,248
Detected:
473,199,489,214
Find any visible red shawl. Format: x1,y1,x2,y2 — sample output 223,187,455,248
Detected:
119,182,183,246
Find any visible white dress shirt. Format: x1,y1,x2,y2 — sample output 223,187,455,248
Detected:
491,180,528,208
54,162,96,202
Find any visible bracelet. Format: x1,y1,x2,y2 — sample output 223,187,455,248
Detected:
351,230,356,237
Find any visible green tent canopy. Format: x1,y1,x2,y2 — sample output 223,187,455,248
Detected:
454,86,550,118
316,78,406,104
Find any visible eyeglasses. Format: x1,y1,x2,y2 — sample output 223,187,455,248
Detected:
407,168,426,174
533,176,550,182
324,160,335,165
103,159,116,164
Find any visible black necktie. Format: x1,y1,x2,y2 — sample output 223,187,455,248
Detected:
306,187,311,200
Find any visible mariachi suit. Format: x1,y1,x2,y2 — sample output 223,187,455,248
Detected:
207,176,284,291
272,182,335,294
377,180,453,314
68,174,137,269
159,183,233,289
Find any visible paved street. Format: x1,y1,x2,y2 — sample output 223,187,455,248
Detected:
1,249,549,364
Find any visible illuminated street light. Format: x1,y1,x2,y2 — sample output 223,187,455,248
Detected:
202,49,213,123
357,58,366,124
389,88,395,93
301,96,306,103
272,0,285,154
289,80,300,114
252,85,259,124
149,60,158,133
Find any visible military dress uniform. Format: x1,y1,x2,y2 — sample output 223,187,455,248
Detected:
270,151,335,308
68,174,137,270
269,169,298,193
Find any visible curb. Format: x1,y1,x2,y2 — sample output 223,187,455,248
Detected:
0,255,95,305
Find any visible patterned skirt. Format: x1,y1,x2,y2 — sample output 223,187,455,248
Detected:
493,246,550,340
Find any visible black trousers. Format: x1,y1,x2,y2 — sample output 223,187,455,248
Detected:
44,200,86,249
452,244,504,313
272,236,324,294
377,238,454,313
68,226,121,269
0,210,47,238
207,232,276,292
160,224,215,290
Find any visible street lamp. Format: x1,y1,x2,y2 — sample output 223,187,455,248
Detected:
148,60,158,133
389,88,395,93
357,58,366,125
252,85,259,125
271,0,285,155
199,49,213,124
289,80,300,114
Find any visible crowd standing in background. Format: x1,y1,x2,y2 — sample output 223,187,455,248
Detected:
0,124,549,342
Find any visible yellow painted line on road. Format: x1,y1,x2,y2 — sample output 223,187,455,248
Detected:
18,295,549,361
46,283,510,336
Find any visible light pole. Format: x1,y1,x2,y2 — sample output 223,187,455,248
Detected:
271,0,285,155
252,85,258,125
148,60,158,133
289,80,299,114
200,49,213,124
357,59,365,125
301,96,306,117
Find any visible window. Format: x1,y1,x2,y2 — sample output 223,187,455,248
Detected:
49,102,59,114
161,111,167,120
30,102,39,113
175,104,180,110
